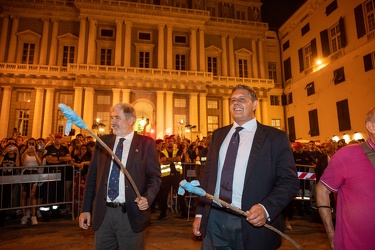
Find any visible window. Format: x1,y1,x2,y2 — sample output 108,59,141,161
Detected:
336,99,351,131
301,23,310,36
97,95,111,105
100,49,112,66
363,51,375,71
59,93,73,104
222,3,231,18
22,43,35,64
174,35,187,44
284,57,292,81
326,0,338,16
238,59,249,78
139,51,150,68
298,39,317,72
288,116,296,141
174,99,186,108
333,67,345,84
138,32,151,41
96,111,110,134
236,10,246,20
268,62,277,82
320,18,347,57
15,110,30,136
305,82,315,96
207,6,216,16
270,95,280,106
175,54,186,70
365,0,375,33
207,100,218,109
271,119,281,129
207,57,218,76
17,91,31,102
100,28,114,38
282,40,290,51
62,46,75,66
354,1,375,39
207,115,219,132
308,109,320,136
282,92,293,105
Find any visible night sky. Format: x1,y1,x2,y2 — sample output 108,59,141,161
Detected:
261,0,307,30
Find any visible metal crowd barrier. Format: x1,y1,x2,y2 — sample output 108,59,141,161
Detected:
294,164,316,201
0,164,86,221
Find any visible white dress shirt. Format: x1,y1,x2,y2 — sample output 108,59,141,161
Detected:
107,131,134,203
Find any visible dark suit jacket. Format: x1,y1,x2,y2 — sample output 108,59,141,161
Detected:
82,133,161,233
197,122,299,249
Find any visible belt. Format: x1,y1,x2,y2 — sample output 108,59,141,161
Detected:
211,202,241,217
106,202,125,208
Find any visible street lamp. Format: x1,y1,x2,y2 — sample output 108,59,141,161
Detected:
179,119,184,138
92,118,105,136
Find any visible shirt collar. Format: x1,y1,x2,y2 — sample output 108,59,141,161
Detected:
367,138,375,151
233,118,257,132
116,131,134,142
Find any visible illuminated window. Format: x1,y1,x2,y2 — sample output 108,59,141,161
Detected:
207,116,219,132
207,100,218,109
174,99,186,108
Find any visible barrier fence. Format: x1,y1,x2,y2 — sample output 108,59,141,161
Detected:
0,164,87,221
295,164,316,201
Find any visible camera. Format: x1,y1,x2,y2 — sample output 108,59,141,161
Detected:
30,142,35,147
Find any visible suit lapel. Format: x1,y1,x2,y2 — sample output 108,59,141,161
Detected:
244,122,266,184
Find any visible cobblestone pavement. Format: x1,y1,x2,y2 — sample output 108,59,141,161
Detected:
0,210,330,250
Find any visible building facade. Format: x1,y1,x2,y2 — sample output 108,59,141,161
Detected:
0,0,283,140
279,0,375,143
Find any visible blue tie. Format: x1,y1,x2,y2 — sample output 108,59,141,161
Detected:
219,127,244,204
108,138,125,201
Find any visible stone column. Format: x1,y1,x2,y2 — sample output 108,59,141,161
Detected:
83,87,95,131
0,15,9,62
112,88,121,106
42,88,55,137
221,35,227,76
77,17,86,64
156,91,165,139
166,25,173,70
199,92,207,136
48,19,59,66
115,19,123,66
199,28,205,71
190,28,197,71
260,97,269,125
158,24,165,69
32,88,45,138
189,92,199,133
124,20,132,67
7,16,19,63
228,36,235,77
73,87,83,132
39,19,49,65
87,18,97,65
222,96,230,126
0,86,12,138
251,39,258,78
258,39,266,79
165,91,174,135
121,89,130,104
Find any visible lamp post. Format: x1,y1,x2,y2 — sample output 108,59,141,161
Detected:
92,118,105,136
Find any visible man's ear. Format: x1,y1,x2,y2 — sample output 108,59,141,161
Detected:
252,100,259,112
366,121,375,134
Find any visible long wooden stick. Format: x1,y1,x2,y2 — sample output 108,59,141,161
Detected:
85,129,141,198
204,193,302,250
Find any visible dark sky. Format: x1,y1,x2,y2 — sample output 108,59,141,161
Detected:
261,0,307,30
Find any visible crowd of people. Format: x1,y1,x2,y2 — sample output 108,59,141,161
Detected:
1,93,374,249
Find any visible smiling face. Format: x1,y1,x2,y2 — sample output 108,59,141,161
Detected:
110,105,135,137
229,87,258,126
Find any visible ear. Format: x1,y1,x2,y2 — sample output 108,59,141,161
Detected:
252,100,259,111
366,121,375,134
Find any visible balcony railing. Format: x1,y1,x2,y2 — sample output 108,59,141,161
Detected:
0,63,69,75
212,76,274,89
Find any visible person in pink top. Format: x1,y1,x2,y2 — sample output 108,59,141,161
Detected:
316,106,375,250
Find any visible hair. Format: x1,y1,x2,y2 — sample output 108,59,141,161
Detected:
26,138,36,145
111,103,136,124
231,85,258,102
86,141,95,148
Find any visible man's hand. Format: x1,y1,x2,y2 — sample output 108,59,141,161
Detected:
79,212,91,230
193,217,202,236
135,196,149,211
245,204,267,227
